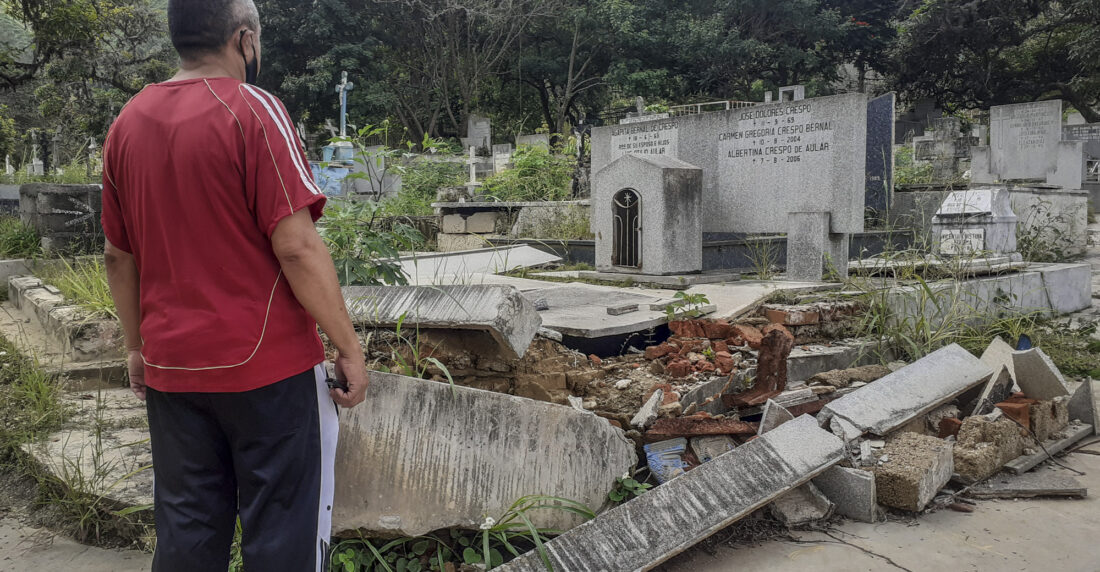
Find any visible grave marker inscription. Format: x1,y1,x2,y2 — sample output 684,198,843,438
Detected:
990,101,1062,180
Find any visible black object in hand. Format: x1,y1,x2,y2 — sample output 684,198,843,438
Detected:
325,377,349,392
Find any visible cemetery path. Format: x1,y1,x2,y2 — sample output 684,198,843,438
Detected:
0,516,150,571
664,451,1100,572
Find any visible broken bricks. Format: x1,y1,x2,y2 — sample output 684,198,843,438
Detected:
644,416,757,442
725,324,794,407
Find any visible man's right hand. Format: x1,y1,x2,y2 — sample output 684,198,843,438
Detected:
331,349,368,408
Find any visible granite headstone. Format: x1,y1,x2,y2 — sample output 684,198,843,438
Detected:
865,93,895,216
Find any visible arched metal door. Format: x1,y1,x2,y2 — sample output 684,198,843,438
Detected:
612,189,641,268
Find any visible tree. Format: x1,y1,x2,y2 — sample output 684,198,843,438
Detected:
891,0,1100,121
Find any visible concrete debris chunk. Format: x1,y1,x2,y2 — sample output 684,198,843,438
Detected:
343,284,541,359
808,364,891,389
769,482,835,526
631,389,663,429
953,415,1025,483
758,399,795,435
332,371,636,537
925,404,959,434
873,433,954,512
818,344,993,436
496,416,845,572
813,466,879,523
830,416,863,444
1067,380,1099,432
1012,347,1070,400
969,364,1016,416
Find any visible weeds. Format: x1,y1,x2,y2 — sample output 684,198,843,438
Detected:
480,146,574,202
330,495,595,571
608,473,652,504
320,199,425,286
37,257,117,319
0,216,39,258
664,292,710,321
1016,198,1077,262
743,236,781,280
0,334,64,447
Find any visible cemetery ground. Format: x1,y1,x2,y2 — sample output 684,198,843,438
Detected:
0,220,1097,570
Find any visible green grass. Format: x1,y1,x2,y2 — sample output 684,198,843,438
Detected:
0,216,40,259
37,258,117,319
0,334,64,448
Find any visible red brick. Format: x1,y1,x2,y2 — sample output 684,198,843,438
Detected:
938,417,963,439
995,401,1032,429
725,326,794,407
644,417,758,441
588,354,602,366
607,419,622,429
763,308,821,326
644,344,674,360
729,324,763,349
715,357,736,374
713,341,729,354
695,360,716,373
703,320,733,340
645,383,680,406
761,322,794,340
676,338,705,356
666,360,693,378
669,320,706,338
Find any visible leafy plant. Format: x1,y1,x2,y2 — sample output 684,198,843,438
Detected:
318,199,425,286
1016,198,1077,262
0,216,40,258
479,146,574,202
380,161,465,217
608,473,652,504
664,292,711,321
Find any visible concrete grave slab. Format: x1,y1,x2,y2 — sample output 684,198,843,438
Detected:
968,470,1086,499
989,100,1062,181
1004,423,1092,474
1067,380,1094,425
812,466,879,522
332,371,636,536
343,284,540,359
1013,347,1069,400
497,415,844,572
398,245,560,284
818,344,993,436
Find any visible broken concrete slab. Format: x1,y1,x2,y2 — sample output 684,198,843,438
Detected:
1029,396,1070,442
812,466,879,523
969,364,1016,416
968,471,1086,499
1004,422,1093,475
818,344,993,437
1067,380,1094,425
980,336,1017,388
770,482,835,526
808,364,891,389
343,284,540,359
332,371,636,536
496,415,845,572
873,433,953,512
1013,347,1070,400
398,245,561,284
758,400,795,435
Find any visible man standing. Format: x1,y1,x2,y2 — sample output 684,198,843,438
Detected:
102,1,368,570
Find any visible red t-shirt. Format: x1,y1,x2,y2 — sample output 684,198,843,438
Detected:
102,77,326,393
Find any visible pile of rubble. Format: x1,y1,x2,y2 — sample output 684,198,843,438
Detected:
499,337,1098,571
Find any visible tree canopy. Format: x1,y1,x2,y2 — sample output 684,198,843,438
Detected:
1,0,1098,158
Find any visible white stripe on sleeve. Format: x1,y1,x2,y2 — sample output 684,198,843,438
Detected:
241,84,321,195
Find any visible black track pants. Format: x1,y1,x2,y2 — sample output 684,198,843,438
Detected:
146,364,338,572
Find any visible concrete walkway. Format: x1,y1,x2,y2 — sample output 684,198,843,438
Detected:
0,519,150,571
664,418,1100,572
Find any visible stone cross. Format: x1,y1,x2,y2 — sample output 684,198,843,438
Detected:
334,71,355,138
324,119,339,139
466,146,478,185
